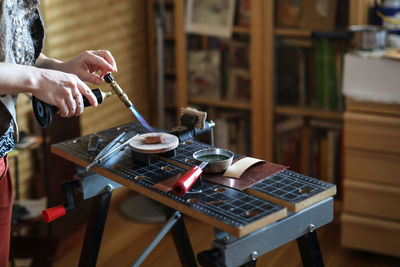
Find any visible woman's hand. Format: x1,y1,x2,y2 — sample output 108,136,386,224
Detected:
33,68,98,118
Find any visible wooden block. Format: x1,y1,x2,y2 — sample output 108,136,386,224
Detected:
341,213,400,257
345,148,400,186
343,178,400,221
344,112,400,154
144,135,164,144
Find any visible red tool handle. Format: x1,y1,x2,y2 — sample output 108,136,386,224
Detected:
172,165,203,196
42,205,66,223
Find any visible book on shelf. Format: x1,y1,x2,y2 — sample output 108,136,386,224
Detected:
164,9,175,34
275,45,301,105
309,118,342,130
273,116,343,187
155,8,175,35
214,112,250,155
298,48,306,107
307,120,342,186
187,50,221,99
276,130,301,173
164,110,178,130
314,39,345,111
164,78,176,105
275,37,346,110
326,130,340,184
236,0,251,28
274,117,304,172
225,40,250,102
227,69,251,103
229,41,250,70
319,136,328,181
163,44,176,69
309,134,320,178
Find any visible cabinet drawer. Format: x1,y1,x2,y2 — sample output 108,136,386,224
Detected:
344,112,400,153
341,213,400,257
345,148,400,186
343,178,400,220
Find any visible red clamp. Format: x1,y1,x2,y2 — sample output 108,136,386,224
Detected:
42,179,80,223
42,205,66,223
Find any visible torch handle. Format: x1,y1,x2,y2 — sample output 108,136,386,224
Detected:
32,89,111,128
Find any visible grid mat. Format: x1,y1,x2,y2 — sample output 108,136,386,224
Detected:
249,169,336,204
97,123,241,168
53,123,284,229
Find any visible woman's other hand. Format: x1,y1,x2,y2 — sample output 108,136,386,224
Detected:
54,50,117,84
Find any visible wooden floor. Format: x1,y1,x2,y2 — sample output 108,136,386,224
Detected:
52,189,400,267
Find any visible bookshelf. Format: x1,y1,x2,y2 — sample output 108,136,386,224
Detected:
147,0,267,157
146,0,364,167
270,0,357,186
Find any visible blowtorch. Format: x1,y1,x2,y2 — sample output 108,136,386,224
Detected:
32,73,152,132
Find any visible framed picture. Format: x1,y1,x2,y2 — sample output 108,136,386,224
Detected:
228,69,251,102
185,0,236,38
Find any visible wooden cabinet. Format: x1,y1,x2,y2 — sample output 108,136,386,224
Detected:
341,100,400,257
341,1,400,256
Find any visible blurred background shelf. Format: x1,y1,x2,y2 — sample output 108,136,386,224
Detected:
189,98,251,111
274,28,312,38
275,106,343,120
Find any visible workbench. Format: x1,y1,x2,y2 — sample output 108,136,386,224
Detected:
51,122,336,267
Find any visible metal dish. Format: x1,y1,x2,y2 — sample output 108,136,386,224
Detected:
348,25,387,50
193,148,234,174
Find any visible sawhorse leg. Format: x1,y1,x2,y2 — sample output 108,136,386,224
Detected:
296,230,324,267
165,208,197,267
79,189,112,267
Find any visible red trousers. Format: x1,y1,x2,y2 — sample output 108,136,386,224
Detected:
0,156,12,267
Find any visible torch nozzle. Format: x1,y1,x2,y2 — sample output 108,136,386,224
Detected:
101,90,115,100
104,73,133,108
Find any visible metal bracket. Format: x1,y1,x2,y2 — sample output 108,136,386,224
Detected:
209,197,334,267
76,167,122,200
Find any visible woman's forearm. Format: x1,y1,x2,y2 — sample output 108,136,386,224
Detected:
0,62,39,95
34,53,63,70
